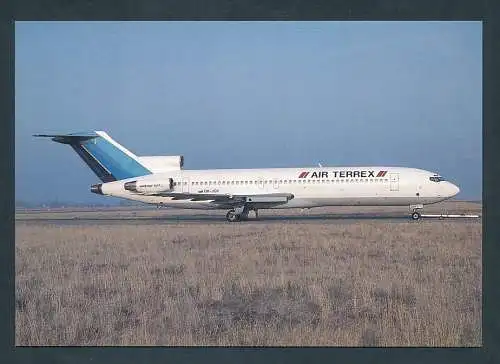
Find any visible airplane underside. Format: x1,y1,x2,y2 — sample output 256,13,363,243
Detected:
139,196,444,222
144,196,443,209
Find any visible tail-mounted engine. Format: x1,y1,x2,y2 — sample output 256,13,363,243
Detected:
124,177,174,194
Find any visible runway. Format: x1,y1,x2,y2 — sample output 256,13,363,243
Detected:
15,212,481,226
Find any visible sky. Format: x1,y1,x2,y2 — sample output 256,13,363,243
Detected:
15,21,482,203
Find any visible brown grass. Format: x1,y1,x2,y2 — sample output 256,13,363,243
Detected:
15,204,482,346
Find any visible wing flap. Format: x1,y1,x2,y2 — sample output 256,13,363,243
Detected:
147,191,294,205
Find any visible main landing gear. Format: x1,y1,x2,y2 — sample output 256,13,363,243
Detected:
226,210,241,222
409,204,424,221
226,206,259,222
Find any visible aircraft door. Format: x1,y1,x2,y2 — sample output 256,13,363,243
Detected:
273,178,279,189
389,173,399,191
182,177,190,193
258,177,264,190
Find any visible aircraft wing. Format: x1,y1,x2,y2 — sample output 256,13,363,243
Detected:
148,191,294,207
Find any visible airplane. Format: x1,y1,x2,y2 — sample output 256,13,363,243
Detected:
34,131,460,222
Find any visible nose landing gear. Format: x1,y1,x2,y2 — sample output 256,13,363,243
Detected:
411,211,421,220
409,204,424,221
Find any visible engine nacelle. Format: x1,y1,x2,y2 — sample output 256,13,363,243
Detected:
124,177,174,194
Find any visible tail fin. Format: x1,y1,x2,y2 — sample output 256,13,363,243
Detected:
34,131,152,182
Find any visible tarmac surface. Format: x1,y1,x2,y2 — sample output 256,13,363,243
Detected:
15,201,482,226
15,211,481,226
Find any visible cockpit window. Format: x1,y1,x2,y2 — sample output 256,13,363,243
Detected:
429,176,445,182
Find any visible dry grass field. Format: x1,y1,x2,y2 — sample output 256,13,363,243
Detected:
15,201,482,346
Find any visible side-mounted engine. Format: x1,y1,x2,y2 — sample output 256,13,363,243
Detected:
124,177,174,194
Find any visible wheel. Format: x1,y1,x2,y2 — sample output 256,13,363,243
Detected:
226,210,240,222
411,211,421,220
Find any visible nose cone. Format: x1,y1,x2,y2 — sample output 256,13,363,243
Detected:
449,183,460,197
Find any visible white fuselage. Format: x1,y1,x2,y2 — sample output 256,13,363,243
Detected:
98,166,460,210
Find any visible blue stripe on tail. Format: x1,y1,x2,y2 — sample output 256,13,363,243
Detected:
78,137,151,180
70,143,117,182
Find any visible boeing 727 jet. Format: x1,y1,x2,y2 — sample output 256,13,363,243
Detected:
35,131,460,222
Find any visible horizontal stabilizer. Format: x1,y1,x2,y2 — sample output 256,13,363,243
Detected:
33,132,99,144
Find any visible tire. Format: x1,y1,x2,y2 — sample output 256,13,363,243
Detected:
411,211,421,220
226,210,240,222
